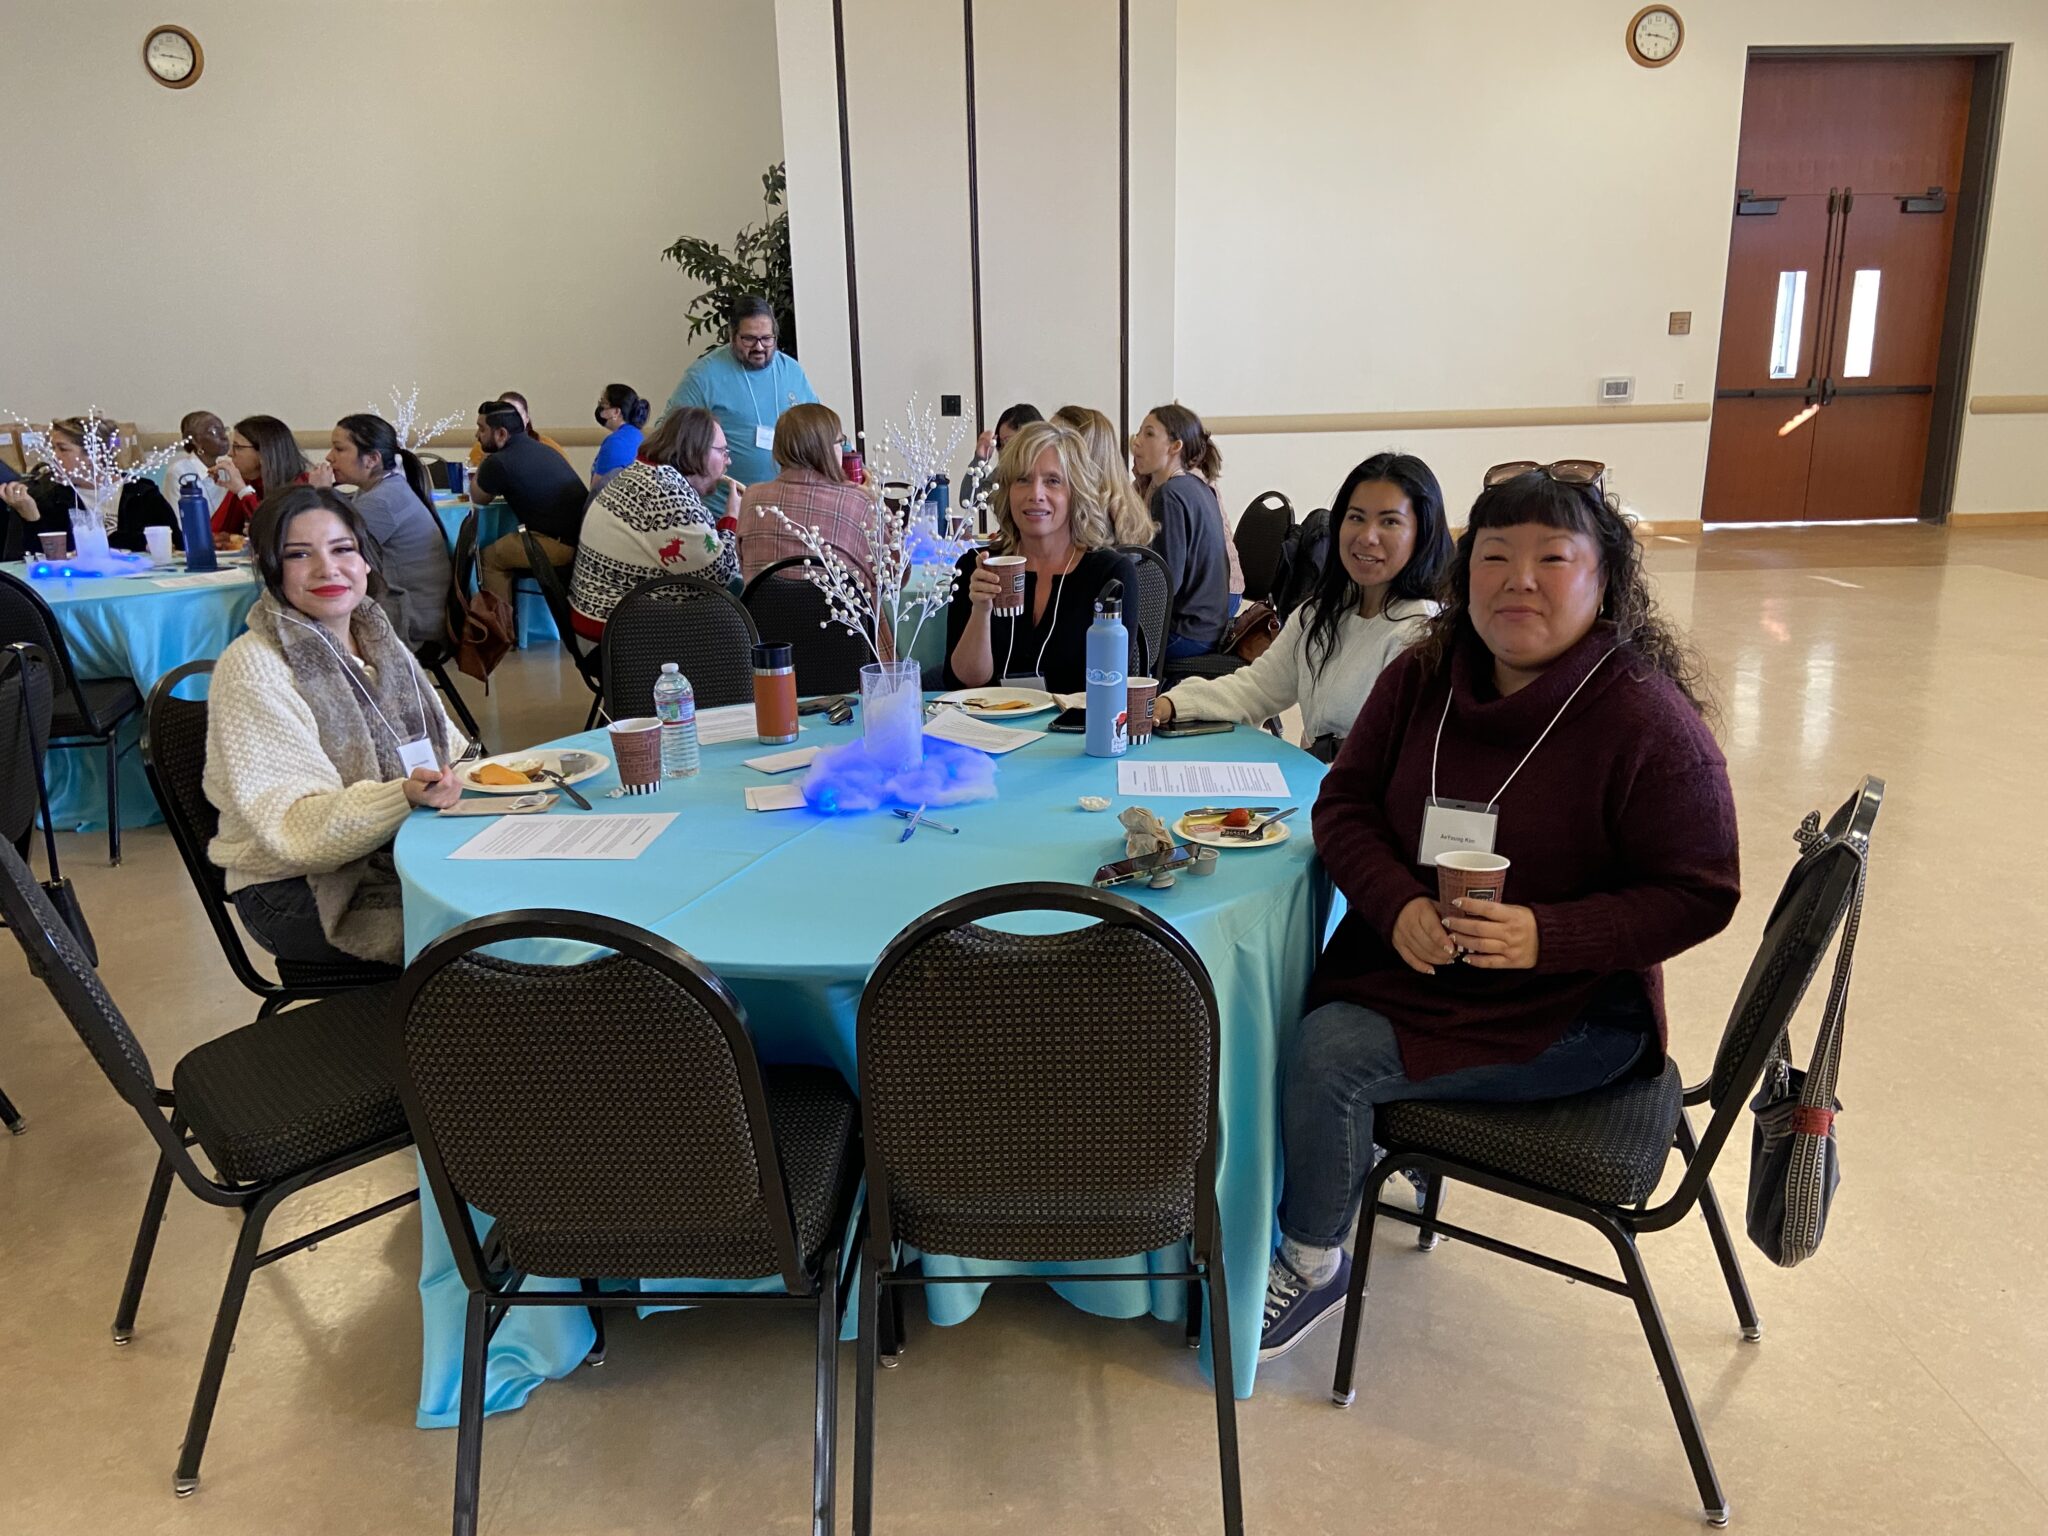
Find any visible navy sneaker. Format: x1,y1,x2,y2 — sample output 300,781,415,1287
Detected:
1258,1251,1352,1362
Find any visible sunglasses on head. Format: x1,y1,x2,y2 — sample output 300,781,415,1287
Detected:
1483,459,1606,490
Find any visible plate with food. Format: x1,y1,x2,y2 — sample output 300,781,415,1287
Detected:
934,687,1057,719
456,748,611,795
1175,807,1295,849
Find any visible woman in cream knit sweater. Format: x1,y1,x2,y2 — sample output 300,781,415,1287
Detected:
1154,452,1451,760
206,486,464,966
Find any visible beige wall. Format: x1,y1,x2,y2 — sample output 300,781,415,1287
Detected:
774,0,1175,480
0,1,784,447
1178,0,2048,522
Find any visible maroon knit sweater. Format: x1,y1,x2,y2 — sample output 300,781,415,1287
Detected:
1310,624,1741,1081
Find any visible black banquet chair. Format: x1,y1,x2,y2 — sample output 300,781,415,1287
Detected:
742,557,871,697
1116,543,1172,677
142,661,400,1013
1,640,57,1134
1334,776,1884,1526
0,838,416,1499
1232,490,1294,604
0,568,143,863
515,523,605,729
390,910,863,1536
602,573,759,718
852,882,1243,1535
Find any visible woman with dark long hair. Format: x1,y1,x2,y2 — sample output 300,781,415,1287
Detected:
1258,462,1739,1363
1131,402,1231,655
590,383,652,489
1153,452,1451,758
204,486,463,965
313,414,450,649
210,414,309,538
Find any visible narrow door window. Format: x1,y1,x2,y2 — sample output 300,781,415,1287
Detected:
1768,270,1808,379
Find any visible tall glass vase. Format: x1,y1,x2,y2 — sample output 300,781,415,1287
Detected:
860,659,924,775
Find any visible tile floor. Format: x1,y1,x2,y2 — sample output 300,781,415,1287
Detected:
2,523,2044,1534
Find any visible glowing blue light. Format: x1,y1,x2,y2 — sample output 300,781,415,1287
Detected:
800,737,998,815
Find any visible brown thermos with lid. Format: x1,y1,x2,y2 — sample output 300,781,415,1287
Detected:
753,642,799,744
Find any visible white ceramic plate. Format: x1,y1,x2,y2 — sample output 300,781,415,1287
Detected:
457,748,611,796
1174,813,1293,850
935,687,1057,719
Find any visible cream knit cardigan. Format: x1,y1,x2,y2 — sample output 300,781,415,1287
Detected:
204,599,463,962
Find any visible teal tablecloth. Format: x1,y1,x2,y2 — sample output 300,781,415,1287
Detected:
394,711,1330,1426
431,493,557,649
4,560,261,832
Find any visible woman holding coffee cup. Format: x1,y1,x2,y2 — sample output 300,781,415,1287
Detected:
944,420,1138,694
1258,462,1741,1363
1152,452,1452,760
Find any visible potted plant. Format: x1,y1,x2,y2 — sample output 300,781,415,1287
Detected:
661,162,797,356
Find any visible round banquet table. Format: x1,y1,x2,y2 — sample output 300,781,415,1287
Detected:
4,559,262,832
395,711,1332,1426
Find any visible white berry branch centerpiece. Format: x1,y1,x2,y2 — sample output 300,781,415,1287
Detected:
8,406,189,569
369,384,467,454
756,395,987,776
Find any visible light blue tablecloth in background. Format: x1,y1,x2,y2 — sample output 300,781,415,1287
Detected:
394,711,1330,1426
431,494,558,650
4,560,261,832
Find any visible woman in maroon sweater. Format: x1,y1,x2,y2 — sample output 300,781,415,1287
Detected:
1260,463,1740,1362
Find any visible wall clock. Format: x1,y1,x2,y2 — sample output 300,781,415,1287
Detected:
1626,7,1683,68
143,25,204,89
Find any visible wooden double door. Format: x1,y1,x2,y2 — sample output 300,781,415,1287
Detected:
1702,56,1975,524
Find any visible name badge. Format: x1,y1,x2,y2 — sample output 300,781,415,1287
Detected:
1418,796,1497,867
397,737,440,778
1002,673,1046,691
755,423,776,451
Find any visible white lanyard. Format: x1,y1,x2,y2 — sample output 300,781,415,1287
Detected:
280,611,437,766
742,361,771,429
999,550,1075,685
1431,645,1615,812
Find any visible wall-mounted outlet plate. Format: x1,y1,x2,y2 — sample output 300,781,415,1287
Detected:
939,394,962,416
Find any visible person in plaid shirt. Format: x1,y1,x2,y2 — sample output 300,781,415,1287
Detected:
736,404,877,589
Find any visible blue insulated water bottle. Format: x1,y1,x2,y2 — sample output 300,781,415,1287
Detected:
1085,592,1129,759
177,473,218,572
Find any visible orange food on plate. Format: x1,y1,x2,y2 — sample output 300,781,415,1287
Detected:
473,762,532,787
1222,808,1254,829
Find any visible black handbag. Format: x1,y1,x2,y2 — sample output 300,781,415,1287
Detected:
1744,809,1863,1267
17,653,98,965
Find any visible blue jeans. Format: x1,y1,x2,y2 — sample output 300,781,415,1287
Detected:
232,877,358,966
1278,1000,1649,1248
1165,631,1214,660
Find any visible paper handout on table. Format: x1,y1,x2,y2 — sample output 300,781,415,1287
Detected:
449,812,677,860
745,745,821,774
745,784,807,812
1114,760,1292,798
923,711,1043,755
695,704,763,745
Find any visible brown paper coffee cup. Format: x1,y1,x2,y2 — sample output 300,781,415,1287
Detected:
37,532,69,561
1435,850,1510,917
986,555,1027,616
1126,676,1159,742
608,717,663,794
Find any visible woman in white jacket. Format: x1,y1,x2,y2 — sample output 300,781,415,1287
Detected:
205,485,465,966
1153,452,1451,761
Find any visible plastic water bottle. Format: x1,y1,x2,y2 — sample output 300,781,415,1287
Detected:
1085,595,1129,759
652,663,699,778
177,473,218,572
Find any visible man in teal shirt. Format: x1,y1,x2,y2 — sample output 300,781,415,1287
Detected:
664,295,819,517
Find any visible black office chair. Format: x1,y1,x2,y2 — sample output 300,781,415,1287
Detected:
1233,491,1294,604
602,573,759,718
0,838,416,1499
516,526,605,728
1333,777,1884,1526
852,882,1243,1535
142,662,400,1013
0,569,142,863
742,558,871,696
0,642,57,1134
392,910,863,1536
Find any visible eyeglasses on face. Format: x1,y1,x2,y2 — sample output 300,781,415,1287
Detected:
1482,459,1606,490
